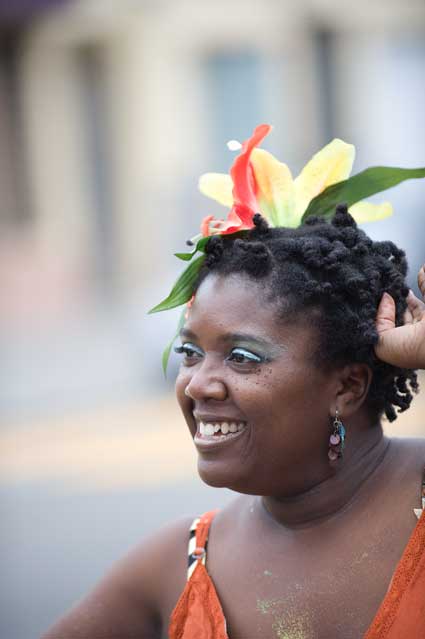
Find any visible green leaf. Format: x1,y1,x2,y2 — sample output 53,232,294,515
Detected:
174,251,195,261
175,237,209,261
302,166,425,222
162,307,186,376
148,254,205,314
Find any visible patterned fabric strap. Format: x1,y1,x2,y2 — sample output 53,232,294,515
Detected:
187,510,218,580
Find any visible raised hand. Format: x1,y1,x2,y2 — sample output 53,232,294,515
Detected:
375,266,425,369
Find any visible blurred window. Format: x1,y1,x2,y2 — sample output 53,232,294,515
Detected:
314,29,335,144
203,51,263,170
77,45,116,292
0,29,30,225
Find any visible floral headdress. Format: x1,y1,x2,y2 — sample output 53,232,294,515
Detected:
149,124,425,373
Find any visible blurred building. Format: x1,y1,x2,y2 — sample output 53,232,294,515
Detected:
1,0,425,419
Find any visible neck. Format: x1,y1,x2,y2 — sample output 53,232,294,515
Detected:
261,424,390,529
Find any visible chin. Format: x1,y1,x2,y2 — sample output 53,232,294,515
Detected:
197,458,231,487
197,458,260,495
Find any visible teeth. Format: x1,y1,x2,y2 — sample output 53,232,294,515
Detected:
204,423,215,436
198,420,247,436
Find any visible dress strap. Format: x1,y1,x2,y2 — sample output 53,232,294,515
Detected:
413,466,425,520
364,466,425,638
187,510,219,580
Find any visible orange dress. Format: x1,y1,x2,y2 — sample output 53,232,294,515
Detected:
169,480,425,639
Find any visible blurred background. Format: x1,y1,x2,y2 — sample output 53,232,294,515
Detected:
0,0,424,637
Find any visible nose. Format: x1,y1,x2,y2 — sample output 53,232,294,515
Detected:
184,359,228,402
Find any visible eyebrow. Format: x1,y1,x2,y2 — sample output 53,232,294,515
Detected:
179,328,285,352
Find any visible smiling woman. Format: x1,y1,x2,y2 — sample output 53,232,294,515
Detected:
176,270,349,497
41,127,425,639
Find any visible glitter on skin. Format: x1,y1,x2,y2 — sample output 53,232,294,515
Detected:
256,598,313,639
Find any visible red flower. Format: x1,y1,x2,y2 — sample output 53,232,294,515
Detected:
200,124,272,237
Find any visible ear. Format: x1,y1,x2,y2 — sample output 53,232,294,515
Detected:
331,363,373,418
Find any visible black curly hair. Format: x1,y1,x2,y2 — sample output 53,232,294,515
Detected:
195,205,418,422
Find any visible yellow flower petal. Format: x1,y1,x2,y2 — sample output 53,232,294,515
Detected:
348,201,393,224
294,139,355,218
198,173,233,208
251,148,295,227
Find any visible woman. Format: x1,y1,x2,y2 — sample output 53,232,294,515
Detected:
42,128,425,639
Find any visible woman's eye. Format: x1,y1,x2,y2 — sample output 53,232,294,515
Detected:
174,343,203,361
227,348,263,364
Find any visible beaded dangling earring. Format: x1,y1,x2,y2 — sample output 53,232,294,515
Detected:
328,409,346,462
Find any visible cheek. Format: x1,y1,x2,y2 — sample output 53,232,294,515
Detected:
264,367,332,450
249,362,325,423
229,367,276,415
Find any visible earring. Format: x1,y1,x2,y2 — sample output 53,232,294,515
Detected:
328,409,346,461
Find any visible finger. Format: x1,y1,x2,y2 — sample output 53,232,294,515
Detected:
418,265,425,299
403,307,414,325
375,321,425,368
406,289,425,323
376,292,396,334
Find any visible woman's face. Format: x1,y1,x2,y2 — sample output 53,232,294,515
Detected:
175,273,340,496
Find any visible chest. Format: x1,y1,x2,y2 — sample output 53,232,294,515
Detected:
206,519,414,639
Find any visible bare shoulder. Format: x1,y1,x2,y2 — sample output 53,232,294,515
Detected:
383,437,425,511
40,515,194,639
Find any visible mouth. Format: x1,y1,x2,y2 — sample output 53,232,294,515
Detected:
193,417,248,449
